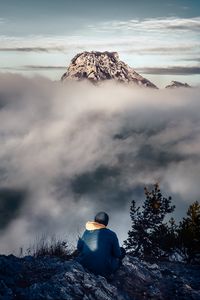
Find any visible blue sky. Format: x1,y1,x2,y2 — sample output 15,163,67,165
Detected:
0,0,200,87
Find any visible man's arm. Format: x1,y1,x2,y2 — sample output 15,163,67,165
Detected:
77,237,84,252
111,232,121,258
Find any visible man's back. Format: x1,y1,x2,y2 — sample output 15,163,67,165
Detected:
77,221,121,276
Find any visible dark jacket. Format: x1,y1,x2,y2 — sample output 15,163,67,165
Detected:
77,221,121,276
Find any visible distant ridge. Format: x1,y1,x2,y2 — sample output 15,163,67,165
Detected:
165,80,191,89
61,51,158,88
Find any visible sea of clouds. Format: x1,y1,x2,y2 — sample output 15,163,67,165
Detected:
0,74,200,254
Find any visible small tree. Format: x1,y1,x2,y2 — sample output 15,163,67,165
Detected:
178,201,200,263
124,183,175,259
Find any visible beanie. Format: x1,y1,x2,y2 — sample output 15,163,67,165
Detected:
94,212,109,226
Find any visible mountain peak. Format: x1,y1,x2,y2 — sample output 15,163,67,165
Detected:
165,81,191,89
61,51,158,88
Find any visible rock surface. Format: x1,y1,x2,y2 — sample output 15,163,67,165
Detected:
1,254,200,300
165,81,191,89
61,51,158,88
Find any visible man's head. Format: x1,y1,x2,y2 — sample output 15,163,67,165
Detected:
94,212,109,226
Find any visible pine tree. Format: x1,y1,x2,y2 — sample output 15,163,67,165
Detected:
150,218,178,258
124,183,175,259
178,201,200,263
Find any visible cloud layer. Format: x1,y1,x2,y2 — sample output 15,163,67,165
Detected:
94,17,200,32
137,66,200,75
0,74,200,254
1,16,199,87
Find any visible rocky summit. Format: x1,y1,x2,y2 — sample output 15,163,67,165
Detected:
61,51,158,88
1,254,200,300
165,81,191,89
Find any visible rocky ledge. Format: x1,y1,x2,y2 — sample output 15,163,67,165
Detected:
61,51,158,89
1,254,200,300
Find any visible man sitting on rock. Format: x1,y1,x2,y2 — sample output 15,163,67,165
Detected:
76,211,125,277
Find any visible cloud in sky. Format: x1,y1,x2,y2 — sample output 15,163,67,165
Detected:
122,46,199,56
0,15,199,87
0,47,65,53
0,74,200,254
5,64,200,76
24,65,66,70
181,57,200,62
91,17,200,32
1,0,199,37
0,38,198,56
0,16,199,52
137,66,200,75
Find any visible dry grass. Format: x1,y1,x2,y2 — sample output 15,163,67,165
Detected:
25,234,73,259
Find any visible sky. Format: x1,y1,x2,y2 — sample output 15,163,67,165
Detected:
0,0,200,87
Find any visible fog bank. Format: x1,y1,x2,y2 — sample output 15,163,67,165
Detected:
0,74,200,254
